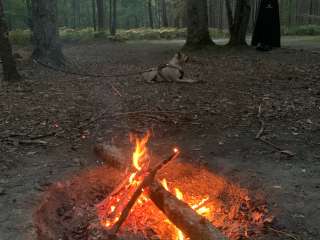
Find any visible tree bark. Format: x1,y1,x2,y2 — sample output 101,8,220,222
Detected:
148,0,154,29
31,0,64,66
226,0,251,46
92,0,97,31
148,181,227,240
185,0,214,48
110,0,117,35
96,0,106,31
0,0,21,82
25,0,33,29
161,0,168,27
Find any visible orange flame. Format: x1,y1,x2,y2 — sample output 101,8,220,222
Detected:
160,179,212,240
98,131,211,240
130,131,150,171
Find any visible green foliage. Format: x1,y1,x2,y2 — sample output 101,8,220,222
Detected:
9,29,31,45
8,27,229,45
283,25,320,36
59,27,95,42
3,0,29,29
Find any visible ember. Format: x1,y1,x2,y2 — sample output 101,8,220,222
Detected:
96,132,226,239
35,132,273,240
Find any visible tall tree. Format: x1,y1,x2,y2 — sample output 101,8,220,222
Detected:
161,0,168,27
32,0,64,66
92,0,97,31
96,0,106,31
72,0,80,28
0,0,21,81
148,0,154,28
25,0,33,29
226,0,251,46
110,0,117,35
185,0,214,47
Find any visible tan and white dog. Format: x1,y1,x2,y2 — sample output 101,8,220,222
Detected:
142,52,198,83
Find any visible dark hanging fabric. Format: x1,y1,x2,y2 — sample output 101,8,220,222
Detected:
252,0,281,48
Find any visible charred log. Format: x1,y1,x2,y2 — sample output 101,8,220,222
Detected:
148,181,227,240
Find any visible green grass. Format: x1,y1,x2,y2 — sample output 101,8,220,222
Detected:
283,24,320,36
9,25,320,46
9,27,228,45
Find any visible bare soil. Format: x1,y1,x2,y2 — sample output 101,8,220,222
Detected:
0,39,320,240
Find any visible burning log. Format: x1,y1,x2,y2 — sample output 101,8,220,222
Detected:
148,181,227,240
95,133,227,240
108,149,180,234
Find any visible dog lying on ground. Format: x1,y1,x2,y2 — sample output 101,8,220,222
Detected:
142,52,198,83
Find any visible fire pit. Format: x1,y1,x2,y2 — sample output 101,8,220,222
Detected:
34,132,272,240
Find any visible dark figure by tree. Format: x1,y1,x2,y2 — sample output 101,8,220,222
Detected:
0,0,21,82
252,0,281,50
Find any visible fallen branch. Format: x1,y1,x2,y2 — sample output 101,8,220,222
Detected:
148,181,227,240
268,227,299,240
255,104,265,139
255,104,295,157
101,150,180,235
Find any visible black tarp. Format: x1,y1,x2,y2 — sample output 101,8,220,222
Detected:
252,0,281,48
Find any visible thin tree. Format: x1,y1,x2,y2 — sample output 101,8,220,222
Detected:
92,0,97,31
161,0,168,27
96,0,106,31
185,0,214,48
0,0,21,82
148,0,154,29
225,0,251,46
110,0,117,35
32,0,64,66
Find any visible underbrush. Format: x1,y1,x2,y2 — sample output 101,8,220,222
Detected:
9,25,320,45
283,24,320,36
9,27,228,45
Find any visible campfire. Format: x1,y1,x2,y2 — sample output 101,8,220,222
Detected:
96,131,225,239
35,132,273,240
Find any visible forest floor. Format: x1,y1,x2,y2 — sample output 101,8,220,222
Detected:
0,37,320,240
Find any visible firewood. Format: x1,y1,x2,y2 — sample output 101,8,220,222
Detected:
100,150,180,235
94,143,129,169
148,181,228,240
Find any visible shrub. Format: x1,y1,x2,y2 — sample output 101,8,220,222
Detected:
283,25,320,36
9,29,31,45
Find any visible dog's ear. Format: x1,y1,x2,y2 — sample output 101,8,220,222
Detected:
177,51,182,58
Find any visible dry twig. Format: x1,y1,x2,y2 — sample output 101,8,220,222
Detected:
255,104,295,157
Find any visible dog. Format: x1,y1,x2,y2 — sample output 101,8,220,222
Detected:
142,52,198,83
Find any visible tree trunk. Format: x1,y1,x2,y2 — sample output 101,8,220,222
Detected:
92,0,97,31
226,0,251,46
148,0,154,29
31,0,64,66
72,0,80,29
96,0,105,31
185,0,214,48
161,0,168,27
110,0,117,35
25,0,33,29
0,0,21,82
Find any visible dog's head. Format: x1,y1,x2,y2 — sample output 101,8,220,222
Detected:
174,52,190,64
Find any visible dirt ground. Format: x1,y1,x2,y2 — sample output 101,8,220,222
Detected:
1,38,320,240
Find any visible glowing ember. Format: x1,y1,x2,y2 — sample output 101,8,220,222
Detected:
97,131,152,230
97,132,212,239
160,179,212,240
